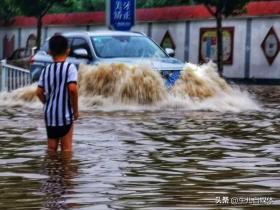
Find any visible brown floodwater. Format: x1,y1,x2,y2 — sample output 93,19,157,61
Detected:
0,63,279,209
0,85,279,210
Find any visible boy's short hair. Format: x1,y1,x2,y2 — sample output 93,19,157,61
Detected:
49,35,68,56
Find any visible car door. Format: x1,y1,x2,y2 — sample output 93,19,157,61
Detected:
67,37,92,65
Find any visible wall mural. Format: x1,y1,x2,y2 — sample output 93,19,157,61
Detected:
199,27,234,65
3,35,15,58
160,30,176,50
26,34,37,49
261,27,280,65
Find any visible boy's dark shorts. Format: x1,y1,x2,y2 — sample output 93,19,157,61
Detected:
46,124,72,139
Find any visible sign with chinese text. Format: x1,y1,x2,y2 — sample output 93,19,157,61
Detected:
107,0,136,31
261,27,280,65
199,27,234,64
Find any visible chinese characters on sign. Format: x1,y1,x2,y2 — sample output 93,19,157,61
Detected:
199,27,234,65
261,27,280,65
107,0,136,31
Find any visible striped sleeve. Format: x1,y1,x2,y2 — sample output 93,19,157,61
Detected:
67,64,78,84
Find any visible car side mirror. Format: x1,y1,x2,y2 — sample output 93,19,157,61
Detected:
73,48,89,59
165,48,175,57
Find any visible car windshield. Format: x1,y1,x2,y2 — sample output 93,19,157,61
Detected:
91,35,168,58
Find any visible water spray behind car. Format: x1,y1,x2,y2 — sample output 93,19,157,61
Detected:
0,62,260,112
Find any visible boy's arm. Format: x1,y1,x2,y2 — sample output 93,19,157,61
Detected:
36,67,46,104
36,87,45,104
68,83,79,120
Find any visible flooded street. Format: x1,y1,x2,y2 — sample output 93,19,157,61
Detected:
0,84,279,210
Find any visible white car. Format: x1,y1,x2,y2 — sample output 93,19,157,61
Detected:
30,30,184,86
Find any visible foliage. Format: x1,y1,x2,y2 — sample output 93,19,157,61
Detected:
50,0,194,13
194,0,250,17
13,0,72,49
50,0,105,13
14,0,72,18
137,0,193,8
0,0,19,23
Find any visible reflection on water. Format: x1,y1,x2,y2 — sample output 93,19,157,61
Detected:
0,86,279,210
41,153,79,209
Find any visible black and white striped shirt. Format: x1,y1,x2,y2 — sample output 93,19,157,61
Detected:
38,62,78,127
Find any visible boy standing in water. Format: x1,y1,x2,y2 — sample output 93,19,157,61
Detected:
36,35,79,152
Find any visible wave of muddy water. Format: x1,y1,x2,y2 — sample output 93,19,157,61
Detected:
0,63,279,210
0,62,260,112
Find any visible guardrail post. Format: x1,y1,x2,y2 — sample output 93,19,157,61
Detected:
0,60,30,92
1,67,7,91
0,61,7,92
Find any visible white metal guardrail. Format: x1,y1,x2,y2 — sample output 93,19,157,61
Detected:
0,60,31,92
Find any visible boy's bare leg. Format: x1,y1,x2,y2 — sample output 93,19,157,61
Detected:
48,139,59,152
61,125,73,152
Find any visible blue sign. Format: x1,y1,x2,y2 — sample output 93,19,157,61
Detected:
107,0,135,31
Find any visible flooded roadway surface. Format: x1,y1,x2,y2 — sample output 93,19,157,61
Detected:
0,85,280,210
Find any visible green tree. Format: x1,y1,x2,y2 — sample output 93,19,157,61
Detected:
137,0,193,8
15,0,72,49
82,0,105,11
51,0,105,13
51,0,193,13
0,0,19,23
194,0,250,75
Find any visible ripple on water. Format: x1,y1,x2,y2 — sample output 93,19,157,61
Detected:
0,86,280,209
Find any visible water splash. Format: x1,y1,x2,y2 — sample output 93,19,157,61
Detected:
0,62,260,112
78,63,167,105
0,84,40,108
167,62,260,112
172,62,228,99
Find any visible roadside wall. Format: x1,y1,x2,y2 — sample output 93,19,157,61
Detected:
1,1,280,80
